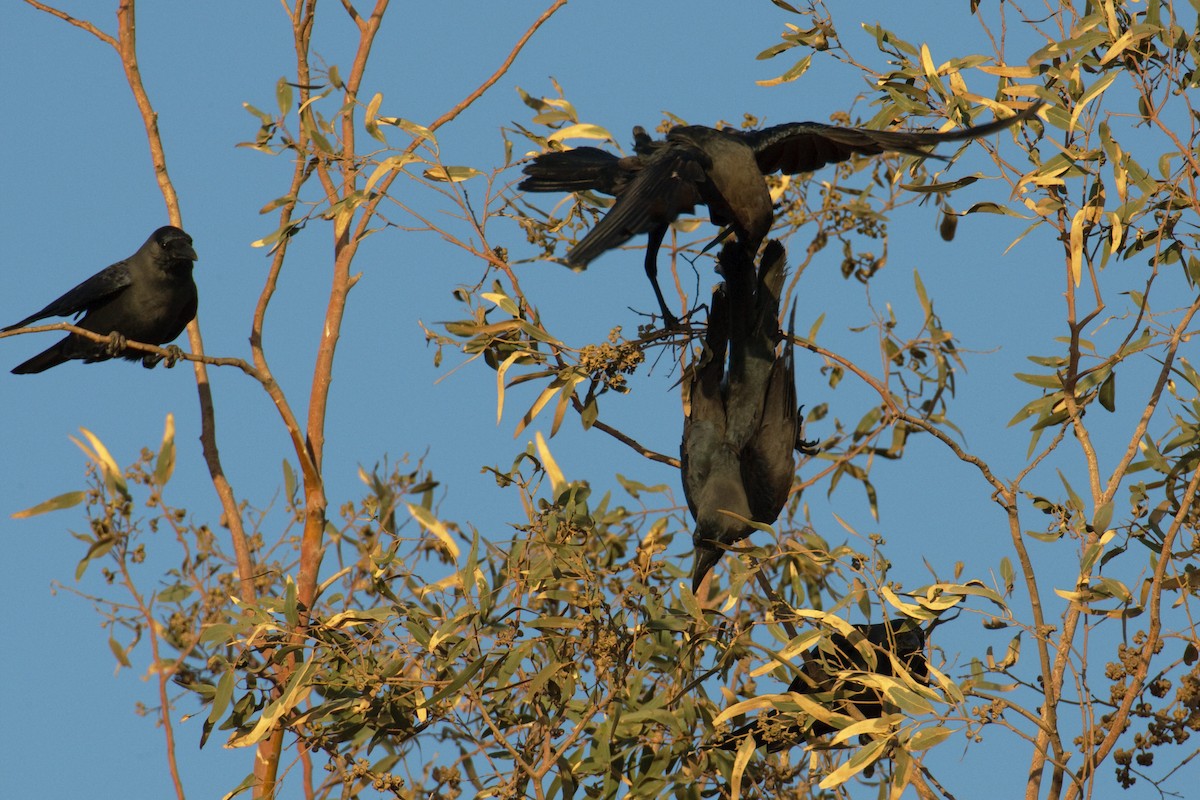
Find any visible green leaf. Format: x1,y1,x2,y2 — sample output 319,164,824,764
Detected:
1000,557,1015,595
408,502,461,559
818,736,886,789
200,623,236,645
756,53,812,87
275,76,293,116
282,459,297,503
963,201,1031,218
76,536,115,580
730,735,756,800
908,725,956,750
1014,372,1062,389
579,393,598,430
109,636,131,669
381,117,436,147
11,491,85,519
423,165,484,183
679,582,707,624
227,657,319,748
208,668,236,725
242,102,272,125
757,40,797,60
899,176,979,194
1070,71,1120,132
1098,371,1116,412
1058,470,1085,512
284,575,299,628
889,686,935,715
158,583,193,604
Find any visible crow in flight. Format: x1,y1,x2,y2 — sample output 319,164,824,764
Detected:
519,103,1042,325
720,618,929,749
681,240,815,591
4,226,198,374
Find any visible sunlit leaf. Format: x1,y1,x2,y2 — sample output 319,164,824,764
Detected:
545,124,614,143
423,165,484,182
730,734,755,800
154,413,176,487
535,431,566,498
226,656,318,748
908,725,956,750
406,503,461,560
11,491,85,519
818,736,886,789
756,53,811,87
71,427,129,500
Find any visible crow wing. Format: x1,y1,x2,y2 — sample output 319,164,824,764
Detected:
566,146,706,268
4,261,132,331
518,146,633,195
742,103,1042,175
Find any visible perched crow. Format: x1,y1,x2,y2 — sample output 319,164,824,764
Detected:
4,226,198,374
681,240,815,591
721,619,930,750
520,103,1042,324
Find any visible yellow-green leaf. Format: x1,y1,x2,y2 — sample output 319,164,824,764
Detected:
730,734,755,800
1070,71,1119,132
71,427,128,499
423,165,484,183
406,502,460,560
546,124,614,143
155,413,176,487
908,725,956,750
818,737,886,789
535,431,566,498
11,491,85,519
109,636,131,668
756,53,812,87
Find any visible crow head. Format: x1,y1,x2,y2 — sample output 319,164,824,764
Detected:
151,226,199,264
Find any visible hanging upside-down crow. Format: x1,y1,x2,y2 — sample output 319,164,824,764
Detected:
681,240,815,591
4,226,199,374
720,618,930,750
519,103,1042,324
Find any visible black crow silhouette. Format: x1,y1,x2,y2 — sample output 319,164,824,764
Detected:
720,618,930,750
520,103,1042,324
5,226,198,374
681,240,815,591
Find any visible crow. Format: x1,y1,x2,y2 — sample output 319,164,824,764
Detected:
720,619,929,750
681,240,815,592
519,103,1042,324
4,226,198,374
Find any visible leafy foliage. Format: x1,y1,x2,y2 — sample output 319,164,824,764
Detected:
16,0,1200,798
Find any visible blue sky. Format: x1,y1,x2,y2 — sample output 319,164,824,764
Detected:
0,2,1172,798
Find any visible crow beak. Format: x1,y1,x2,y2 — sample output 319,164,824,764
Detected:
692,540,722,593
175,242,199,262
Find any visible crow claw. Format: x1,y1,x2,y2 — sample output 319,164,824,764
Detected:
105,331,128,357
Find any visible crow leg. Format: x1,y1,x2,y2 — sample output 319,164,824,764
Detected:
160,344,185,368
643,225,678,328
105,331,128,357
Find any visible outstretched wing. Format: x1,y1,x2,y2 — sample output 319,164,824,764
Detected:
742,103,1042,175
4,261,133,331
